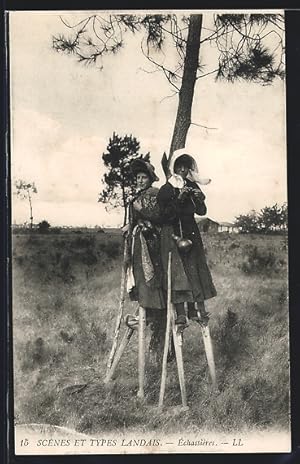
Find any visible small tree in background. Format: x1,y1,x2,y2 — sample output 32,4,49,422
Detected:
235,202,287,234
235,210,259,234
98,133,150,225
259,203,282,233
14,180,38,229
38,220,51,233
279,202,288,231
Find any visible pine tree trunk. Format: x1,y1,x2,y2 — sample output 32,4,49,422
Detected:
122,184,127,226
169,14,203,159
28,192,33,229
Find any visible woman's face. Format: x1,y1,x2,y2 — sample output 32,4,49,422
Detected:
174,162,189,179
136,172,151,190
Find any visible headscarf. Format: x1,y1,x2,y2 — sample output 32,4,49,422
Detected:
168,148,211,189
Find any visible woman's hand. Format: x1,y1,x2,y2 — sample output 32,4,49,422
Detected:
177,186,190,201
133,199,143,211
192,189,205,202
121,223,130,236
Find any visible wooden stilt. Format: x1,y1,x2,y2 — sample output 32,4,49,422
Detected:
137,306,146,399
158,252,172,407
196,304,217,389
159,252,188,409
199,322,217,389
171,306,188,409
105,240,129,378
104,326,135,384
184,301,188,318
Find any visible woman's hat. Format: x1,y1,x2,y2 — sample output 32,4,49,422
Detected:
130,159,159,183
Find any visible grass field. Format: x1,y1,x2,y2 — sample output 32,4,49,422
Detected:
12,230,289,436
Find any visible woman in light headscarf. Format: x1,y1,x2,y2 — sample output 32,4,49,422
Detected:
157,149,217,329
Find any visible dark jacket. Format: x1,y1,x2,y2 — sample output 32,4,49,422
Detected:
128,186,165,310
157,179,217,304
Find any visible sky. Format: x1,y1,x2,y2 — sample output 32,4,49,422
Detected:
9,11,287,227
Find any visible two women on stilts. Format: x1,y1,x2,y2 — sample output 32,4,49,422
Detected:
125,150,217,350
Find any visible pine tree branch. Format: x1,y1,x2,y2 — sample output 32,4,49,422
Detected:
160,90,178,103
138,66,161,74
92,16,109,47
267,17,285,32
200,25,227,44
160,24,187,45
196,68,219,79
140,39,181,91
191,122,218,130
228,19,262,42
59,15,93,30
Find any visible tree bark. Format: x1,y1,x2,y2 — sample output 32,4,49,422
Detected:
169,14,203,159
28,192,33,229
121,184,127,226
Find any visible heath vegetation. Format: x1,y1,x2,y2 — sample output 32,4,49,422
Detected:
13,230,289,435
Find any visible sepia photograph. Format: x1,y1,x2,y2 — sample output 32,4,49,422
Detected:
9,9,289,454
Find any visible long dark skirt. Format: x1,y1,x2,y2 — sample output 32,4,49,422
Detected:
160,221,217,304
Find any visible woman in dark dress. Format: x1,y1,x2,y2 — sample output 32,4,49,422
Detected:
157,150,217,329
125,159,166,349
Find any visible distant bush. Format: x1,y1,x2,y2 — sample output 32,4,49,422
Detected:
240,245,283,275
38,220,51,233
235,202,287,234
235,210,259,234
